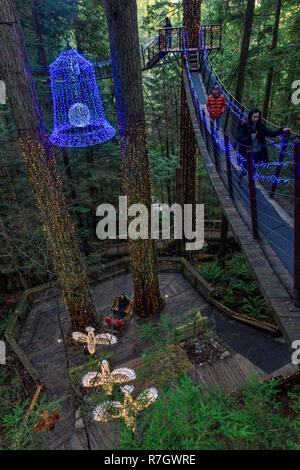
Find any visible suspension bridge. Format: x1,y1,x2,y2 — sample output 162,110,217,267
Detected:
95,24,300,346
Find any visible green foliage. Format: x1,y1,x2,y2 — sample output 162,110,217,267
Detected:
198,253,271,318
0,309,13,335
198,262,224,282
117,373,300,450
0,376,61,450
240,296,269,319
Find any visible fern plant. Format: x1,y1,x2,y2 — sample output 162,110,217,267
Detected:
240,296,268,319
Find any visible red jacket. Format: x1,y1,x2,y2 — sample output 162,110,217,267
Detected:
206,92,226,119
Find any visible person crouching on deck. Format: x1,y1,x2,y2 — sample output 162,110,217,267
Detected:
117,293,129,320
236,108,291,166
206,86,226,131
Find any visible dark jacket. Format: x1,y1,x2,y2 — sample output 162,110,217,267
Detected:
236,122,284,163
119,297,128,309
165,19,172,28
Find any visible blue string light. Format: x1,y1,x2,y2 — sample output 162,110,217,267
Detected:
182,31,295,185
50,48,116,148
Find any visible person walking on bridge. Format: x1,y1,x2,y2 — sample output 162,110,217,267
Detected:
236,108,291,165
206,86,226,131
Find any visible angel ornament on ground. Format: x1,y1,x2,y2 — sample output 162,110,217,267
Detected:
72,326,117,354
93,385,158,432
82,359,136,395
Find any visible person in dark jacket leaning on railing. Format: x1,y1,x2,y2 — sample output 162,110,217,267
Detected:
236,108,291,165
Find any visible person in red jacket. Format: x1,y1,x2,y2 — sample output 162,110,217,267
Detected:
206,86,226,130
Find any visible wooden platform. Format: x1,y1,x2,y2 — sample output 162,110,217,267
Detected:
18,272,296,450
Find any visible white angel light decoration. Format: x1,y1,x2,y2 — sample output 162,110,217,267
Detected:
82,360,136,395
72,326,117,354
93,384,158,432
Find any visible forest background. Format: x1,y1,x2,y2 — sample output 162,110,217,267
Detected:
0,0,299,290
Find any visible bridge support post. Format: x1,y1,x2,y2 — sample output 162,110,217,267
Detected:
223,97,232,134
224,134,233,198
294,140,300,307
270,130,290,199
176,167,184,257
210,120,219,172
247,150,258,240
218,214,229,267
202,109,210,151
206,67,212,93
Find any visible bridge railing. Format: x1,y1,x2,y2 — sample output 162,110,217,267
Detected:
199,24,222,51
198,31,296,208
183,31,299,293
158,27,184,52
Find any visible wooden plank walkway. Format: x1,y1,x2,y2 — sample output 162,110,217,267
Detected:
189,353,297,395
19,272,296,449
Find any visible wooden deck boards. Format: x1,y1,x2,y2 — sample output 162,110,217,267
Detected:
18,272,297,449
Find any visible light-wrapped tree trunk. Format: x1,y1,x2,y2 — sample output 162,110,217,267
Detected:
180,0,201,251
0,0,98,332
104,0,165,316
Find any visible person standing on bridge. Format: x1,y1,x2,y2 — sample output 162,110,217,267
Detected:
236,108,291,165
164,17,172,49
206,86,226,131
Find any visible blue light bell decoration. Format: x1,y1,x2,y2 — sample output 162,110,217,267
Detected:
50,48,115,147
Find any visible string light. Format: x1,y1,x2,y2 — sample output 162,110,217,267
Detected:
82,360,136,395
18,130,99,332
93,385,158,432
180,0,202,234
72,326,117,354
182,31,295,186
116,113,166,316
50,48,115,148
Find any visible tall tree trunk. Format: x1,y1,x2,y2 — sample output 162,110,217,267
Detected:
30,0,48,71
0,0,98,332
179,0,201,257
262,0,281,119
163,62,172,206
104,0,165,317
179,0,201,255
234,0,255,104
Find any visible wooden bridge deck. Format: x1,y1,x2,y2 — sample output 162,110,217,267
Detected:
19,272,296,450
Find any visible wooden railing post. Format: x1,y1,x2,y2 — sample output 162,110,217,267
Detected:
270,130,290,199
238,105,245,127
224,134,233,198
294,139,300,307
202,56,207,83
223,97,232,134
198,102,204,139
206,67,212,93
210,119,219,172
176,167,184,257
202,109,210,151
247,149,258,240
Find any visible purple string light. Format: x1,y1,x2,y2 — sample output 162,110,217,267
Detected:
50,48,115,148
182,31,295,185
